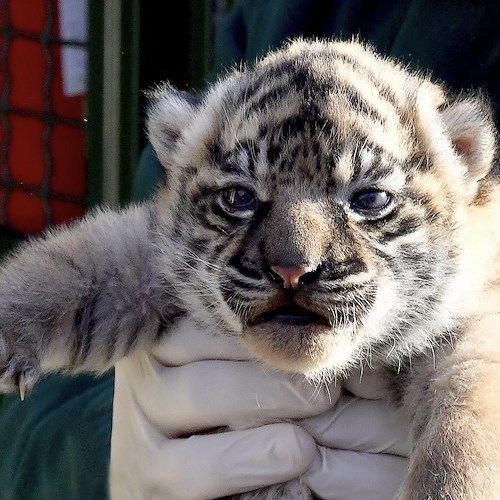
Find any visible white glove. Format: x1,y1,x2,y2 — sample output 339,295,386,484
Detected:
301,371,410,499
110,318,410,499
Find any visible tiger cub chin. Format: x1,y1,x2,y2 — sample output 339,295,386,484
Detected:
0,38,499,499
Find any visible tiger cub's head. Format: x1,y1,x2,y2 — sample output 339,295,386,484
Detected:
147,39,497,378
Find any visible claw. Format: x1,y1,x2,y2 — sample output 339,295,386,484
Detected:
18,372,26,401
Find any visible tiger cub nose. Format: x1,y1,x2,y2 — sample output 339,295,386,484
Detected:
268,265,316,289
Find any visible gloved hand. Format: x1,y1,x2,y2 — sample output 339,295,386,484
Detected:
301,371,410,499
110,318,410,499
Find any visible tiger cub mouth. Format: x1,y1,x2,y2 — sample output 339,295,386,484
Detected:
252,304,331,327
242,300,352,374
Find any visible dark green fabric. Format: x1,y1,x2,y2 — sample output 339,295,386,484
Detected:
0,2,498,499
132,144,165,203
0,374,113,500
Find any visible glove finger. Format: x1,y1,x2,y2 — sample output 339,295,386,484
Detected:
302,446,408,500
116,355,341,435
343,368,387,399
151,317,252,365
150,424,316,500
301,394,411,456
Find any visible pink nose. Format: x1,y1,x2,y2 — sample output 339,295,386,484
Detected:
270,265,315,289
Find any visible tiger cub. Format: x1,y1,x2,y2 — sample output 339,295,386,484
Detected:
0,39,499,499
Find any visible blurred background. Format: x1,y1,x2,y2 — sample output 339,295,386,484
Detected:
0,0,233,252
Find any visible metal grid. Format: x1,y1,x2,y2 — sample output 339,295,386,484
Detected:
0,0,86,232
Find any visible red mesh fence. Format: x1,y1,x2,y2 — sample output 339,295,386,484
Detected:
0,0,86,235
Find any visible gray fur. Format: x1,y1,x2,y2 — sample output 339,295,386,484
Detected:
0,205,179,392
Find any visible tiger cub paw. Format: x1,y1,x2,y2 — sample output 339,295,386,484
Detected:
0,342,41,399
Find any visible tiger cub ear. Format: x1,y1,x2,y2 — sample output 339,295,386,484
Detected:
146,83,200,167
440,96,497,182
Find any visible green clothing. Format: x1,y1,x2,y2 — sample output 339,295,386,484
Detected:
0,375,113,500
1,2,499,499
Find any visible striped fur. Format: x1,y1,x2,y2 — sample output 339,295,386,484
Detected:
1,39,499,499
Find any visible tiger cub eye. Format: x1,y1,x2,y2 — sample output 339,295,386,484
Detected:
351,190,392,215
219,187,256,212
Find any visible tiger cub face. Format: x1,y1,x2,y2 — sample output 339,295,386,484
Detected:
147,39,496,378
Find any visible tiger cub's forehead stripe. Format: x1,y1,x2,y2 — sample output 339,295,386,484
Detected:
253,46,409,111
333,143,356,186
209,141,255,177
242,63,401,135
217,52,415,168
354,146,408,188
318,41,411,107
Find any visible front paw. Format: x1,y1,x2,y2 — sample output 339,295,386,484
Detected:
0,345,41,398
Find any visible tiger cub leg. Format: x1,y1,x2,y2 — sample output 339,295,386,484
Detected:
397,317,500,500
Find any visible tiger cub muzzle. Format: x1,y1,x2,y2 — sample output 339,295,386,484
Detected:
231,202,374,374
